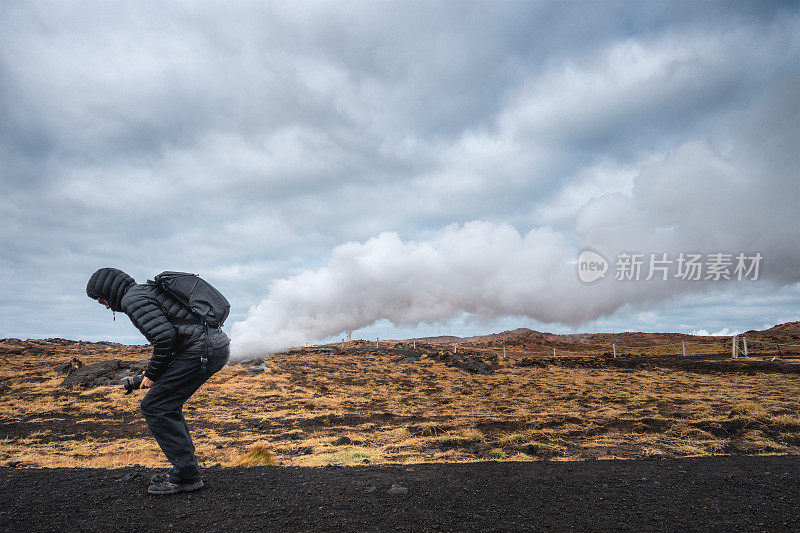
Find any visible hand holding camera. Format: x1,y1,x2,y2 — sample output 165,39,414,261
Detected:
121,374,144,394
121,374,154,394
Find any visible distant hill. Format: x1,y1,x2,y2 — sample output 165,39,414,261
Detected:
745,321,800,342
403,321,800,348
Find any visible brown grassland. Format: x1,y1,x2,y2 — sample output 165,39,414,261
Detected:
1,324,800,471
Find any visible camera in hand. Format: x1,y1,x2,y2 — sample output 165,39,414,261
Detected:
121,374,144,394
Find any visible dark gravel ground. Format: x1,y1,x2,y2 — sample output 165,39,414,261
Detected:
1,455,799,532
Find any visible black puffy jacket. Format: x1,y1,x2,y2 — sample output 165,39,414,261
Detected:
86,267,230,381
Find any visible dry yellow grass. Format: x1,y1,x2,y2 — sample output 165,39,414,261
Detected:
1,338,800,468
234,444,278,466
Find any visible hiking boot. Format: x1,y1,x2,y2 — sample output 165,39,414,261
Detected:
147,479,205,495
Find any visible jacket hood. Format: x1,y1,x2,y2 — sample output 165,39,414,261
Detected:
86,268,136,312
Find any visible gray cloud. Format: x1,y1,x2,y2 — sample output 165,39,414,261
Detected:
0,1,797,347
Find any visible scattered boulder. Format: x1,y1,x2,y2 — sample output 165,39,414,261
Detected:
246,362,271,375
116,464,145,482
524,444,539,456
470,442,492,456
387,483,408,495
438,352,498,375
392,349,423,364
237,356,272,375
42,338,78,346
522,443,557,458
61,360,147,389
53,358,83,375
333,436,352,446
518,358,547,368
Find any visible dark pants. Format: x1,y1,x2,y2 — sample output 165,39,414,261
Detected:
140,346,229,483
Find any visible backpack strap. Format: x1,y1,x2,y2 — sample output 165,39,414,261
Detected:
150,279,214,374
201,323,209,375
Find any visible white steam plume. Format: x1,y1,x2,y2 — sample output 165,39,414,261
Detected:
231,222,582,357
230,133,800,359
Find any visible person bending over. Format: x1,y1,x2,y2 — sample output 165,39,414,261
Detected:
86,267,230,494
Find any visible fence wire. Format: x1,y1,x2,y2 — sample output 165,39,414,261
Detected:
743,337,800,348
405,334,799,359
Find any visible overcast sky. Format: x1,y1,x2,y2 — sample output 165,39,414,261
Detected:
1,1,798,351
